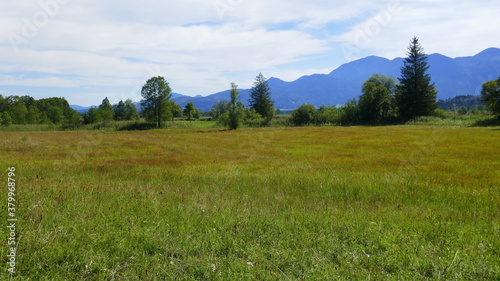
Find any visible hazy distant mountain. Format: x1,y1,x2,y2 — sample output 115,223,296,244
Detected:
70,105,91,113
172,48,500,111
72,48,500,112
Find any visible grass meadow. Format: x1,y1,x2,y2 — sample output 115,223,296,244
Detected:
1,125,499,280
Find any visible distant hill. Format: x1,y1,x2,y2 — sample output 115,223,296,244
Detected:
172,48,500,111
438,95,486,111
70,105,92,113
72,48,500,112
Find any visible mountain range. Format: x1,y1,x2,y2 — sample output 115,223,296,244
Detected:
72,48,500,112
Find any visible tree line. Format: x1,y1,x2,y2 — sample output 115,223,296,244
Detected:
0,96,81,127
1,37,498,129
83,90,202,127
209,73,276,130
212,37,442,128
290,37,436,126
0,82,200,128
438,95,487,112
288,37,499,126
82,98,140,124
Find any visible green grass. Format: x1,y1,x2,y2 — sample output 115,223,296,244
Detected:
0,124,59,132
1,126,499,280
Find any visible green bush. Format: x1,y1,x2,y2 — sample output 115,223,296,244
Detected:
291,104,317,126
433,108,449,119
244,109,266,127
1,112,12,126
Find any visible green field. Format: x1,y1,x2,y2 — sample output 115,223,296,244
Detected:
1,126,499,280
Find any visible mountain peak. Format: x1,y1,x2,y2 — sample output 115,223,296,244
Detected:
169,48,500,111
474,47,500,59
73,48,500,112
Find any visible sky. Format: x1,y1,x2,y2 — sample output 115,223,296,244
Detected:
0,0,498,106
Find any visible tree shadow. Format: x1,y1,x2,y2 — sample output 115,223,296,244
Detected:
118,122,158,131
471,117,500,127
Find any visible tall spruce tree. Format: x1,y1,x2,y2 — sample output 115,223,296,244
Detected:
113,100,127,121
98,97,114,122
248,73,274,123
396,37,437,120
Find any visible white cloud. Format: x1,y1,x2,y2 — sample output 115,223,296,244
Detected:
332,0,500,59
0,0,498,105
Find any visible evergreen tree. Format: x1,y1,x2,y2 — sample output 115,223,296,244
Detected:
124,99,140,120
113,100,127,121
248,73,274,123
83,107,102,124
65,110,82,127
395,37,437,120
98,97,114,122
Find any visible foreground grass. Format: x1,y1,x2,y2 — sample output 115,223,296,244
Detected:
1,126,499,280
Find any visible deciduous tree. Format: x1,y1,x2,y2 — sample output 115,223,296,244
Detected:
210,100,230,120
481,76,500,118
141,76,173,128
228,83,245,130
291,104,317,126
183,102,197,121
359,74,396,123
